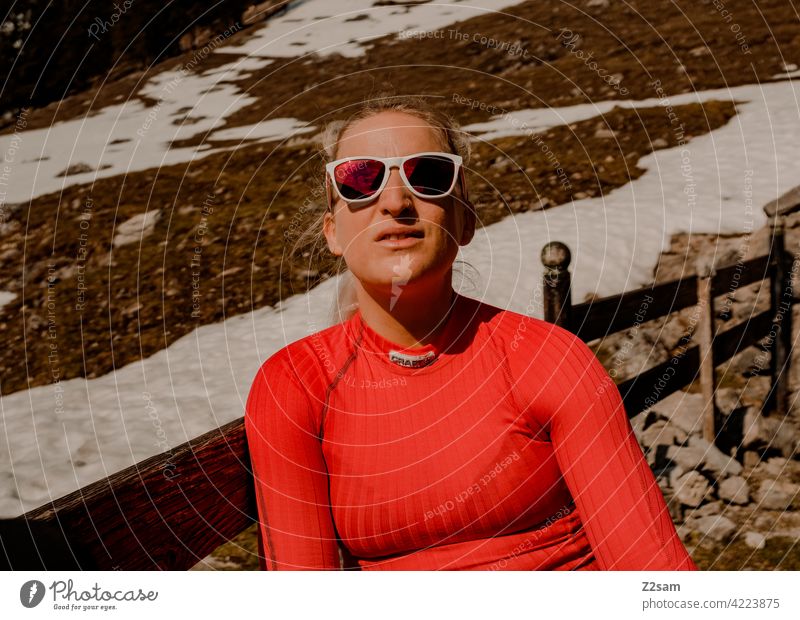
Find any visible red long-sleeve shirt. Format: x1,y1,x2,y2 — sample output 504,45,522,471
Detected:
244,291,697,570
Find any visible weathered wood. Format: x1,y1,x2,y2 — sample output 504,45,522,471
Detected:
541,241,572,328
712,308,775,367
763,185,800,218
711,254,773,297
9,418,256,570
617,346,701,417
767,219,794,415
695,260,719,443
572,277,698,343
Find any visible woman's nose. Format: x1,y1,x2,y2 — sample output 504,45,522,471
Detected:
378,167,412,213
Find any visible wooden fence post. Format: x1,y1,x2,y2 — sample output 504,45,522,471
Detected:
695,257,719,444
767,215,793,416
541,241,572,329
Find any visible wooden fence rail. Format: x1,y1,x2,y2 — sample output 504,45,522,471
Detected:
2,219,796,570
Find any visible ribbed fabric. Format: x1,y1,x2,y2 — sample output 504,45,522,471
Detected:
244,291,698,570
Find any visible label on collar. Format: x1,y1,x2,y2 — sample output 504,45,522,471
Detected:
388,349,437,368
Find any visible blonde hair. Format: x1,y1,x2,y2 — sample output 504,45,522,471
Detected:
289,90,476,326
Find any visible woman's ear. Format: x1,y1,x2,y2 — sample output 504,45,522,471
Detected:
323,209,343,256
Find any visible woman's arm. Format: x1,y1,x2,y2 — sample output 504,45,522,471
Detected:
244,351,341,570
543,326,698,570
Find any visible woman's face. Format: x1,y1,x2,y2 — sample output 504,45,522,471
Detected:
323,111,475,296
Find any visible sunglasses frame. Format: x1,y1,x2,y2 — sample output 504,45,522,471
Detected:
325,151,463,207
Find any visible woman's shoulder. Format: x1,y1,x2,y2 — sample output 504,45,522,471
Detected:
249,318,355,392
467,296,601,385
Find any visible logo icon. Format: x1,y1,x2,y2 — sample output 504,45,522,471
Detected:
20,580,45,608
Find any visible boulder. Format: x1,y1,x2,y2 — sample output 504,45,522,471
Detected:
755,479,800,510
718,476,750,505
651,391,705,436
674,471,712,507
688,515,737,542
744,531,766,550
666,444,706,471
687,435,743,479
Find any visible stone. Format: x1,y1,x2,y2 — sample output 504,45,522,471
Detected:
687,500,723,518
755,479,800,510
112,210,162,248
762,457,789,478
716,387,744,416
593,128,616,139
687,435,743,479
744,531,766,550
742,411,800,458
718,476,750,505
688,515,737,542
743,451,761,469
639,420,668,448
666,444,706,471
651,391,705,436
674,471,712,507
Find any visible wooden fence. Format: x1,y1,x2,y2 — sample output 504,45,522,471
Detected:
1,219,796,570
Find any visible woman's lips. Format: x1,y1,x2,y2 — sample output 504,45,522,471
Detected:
376,233,423,248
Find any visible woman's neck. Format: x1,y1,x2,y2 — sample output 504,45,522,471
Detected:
353,275,456,349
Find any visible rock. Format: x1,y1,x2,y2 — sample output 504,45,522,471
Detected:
716,387,743,416
742,411,800,458
674,471,712,507
689,515,737,542
593,128,616,139
718,476,750,505
639,420,668,448
755,478,800,510
668,465,686,489
687,500,723,518
651,391,705,436
687,435,743,479
744,531,766,550
743,450,761,469
651,137,669,149
762,456,789,478
666,444,706,471
112,210,162,248
643,423,688,450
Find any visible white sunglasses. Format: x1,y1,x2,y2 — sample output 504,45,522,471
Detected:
325,151,463,207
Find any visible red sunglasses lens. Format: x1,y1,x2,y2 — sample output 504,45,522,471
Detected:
403,155,456,196
334,159,385,201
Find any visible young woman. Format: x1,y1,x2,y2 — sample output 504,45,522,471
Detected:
244,95,697,571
